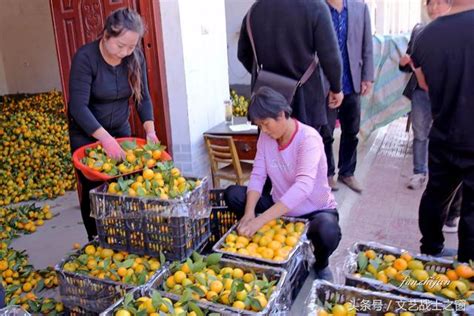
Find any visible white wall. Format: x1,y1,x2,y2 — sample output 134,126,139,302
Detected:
0,0,61,94
225,0,253,85
160,0,230,177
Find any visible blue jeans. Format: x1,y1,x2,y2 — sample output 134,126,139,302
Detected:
411,89,432,175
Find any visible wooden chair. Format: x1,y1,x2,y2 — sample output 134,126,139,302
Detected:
204,134,253,188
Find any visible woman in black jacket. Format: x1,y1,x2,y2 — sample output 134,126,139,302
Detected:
68,8,159,240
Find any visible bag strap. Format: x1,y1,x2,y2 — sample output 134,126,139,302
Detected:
245,4,319,86
245,4,260,71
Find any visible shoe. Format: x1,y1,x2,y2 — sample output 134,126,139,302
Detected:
328,176,339,191
338,176,363,193
407,174,427,190
443,217,460,233
427,248,458,258
315,266,334,282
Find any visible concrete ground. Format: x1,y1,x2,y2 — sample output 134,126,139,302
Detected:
8,117,457,313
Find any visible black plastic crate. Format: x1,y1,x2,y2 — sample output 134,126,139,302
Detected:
208,189,238,246
91,178,211,261
54,240,163,314
307,280,451,315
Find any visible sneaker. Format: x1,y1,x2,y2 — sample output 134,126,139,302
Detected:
407,174,427,190
429,248,458,258
328,176,339,191
443,217,460,233
315,266,334,282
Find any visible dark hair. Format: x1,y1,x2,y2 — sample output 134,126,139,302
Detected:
248,87,292,122
102,8,145,103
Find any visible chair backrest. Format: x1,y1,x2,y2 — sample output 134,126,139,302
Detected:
204,134,244,179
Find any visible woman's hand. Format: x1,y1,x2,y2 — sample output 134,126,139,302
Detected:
237,216,264,237
146,131,159,144
93,128,126,160
143,121,159,144
101,135,126,160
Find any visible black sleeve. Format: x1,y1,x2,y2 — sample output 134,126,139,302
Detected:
136,54,154,123
68,50,102,136
411,31,427,69
399,24,421,73
312,3,342,93
237,14,254,74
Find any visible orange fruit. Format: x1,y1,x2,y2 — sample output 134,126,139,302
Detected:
152,150,162,160
455,264,474,279
365,249,377,260
446,269,459,281
393,258,408,271
400,251,413,262
143,169,154,180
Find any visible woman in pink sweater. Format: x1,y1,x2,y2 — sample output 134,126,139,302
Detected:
224,87,341,281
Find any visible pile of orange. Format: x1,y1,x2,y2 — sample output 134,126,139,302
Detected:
162,253,275,312
113,289,208,316
107,167,201,200
220,218,306,262
0,91,75,205
355,249,474,301
62,243,161,286
81,139,167,176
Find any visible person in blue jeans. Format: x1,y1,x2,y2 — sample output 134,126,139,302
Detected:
399,0,452,190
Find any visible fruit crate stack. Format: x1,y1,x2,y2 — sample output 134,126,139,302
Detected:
148,253,287,315
208,190,313,311
90,175,211,261
306,280,451,316
343,241,474,314
55,240,164,314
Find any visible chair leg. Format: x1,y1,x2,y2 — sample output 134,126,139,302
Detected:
213,176,220,189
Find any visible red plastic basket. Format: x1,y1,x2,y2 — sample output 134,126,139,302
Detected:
72,137,172,181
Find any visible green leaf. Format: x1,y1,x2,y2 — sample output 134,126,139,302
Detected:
192,252,203,263
249,296,262,311
137,309,148,316
205,253,222,267
357,252,368,271
36,278,45,292
188,285,205,297
120,258,135,269
160,252,166,266
123,292,134,307
163,298,174,314
138,271,147,285
192,262,206,274
188,302,204,316
195,274,207,286
151,290,163,309
369,259,380,271
137,187,147,197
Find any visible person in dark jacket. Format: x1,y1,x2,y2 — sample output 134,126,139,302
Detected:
237,0,344,131
68,8,159,240
321,0,374,193
411,0,474,262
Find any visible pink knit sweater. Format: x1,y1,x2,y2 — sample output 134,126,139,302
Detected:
247,120,337,216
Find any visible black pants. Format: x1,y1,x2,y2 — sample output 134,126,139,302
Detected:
447,185,462,221
321,93,361,177
419,142,474,262
69,122,131,241
224,185,342,269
